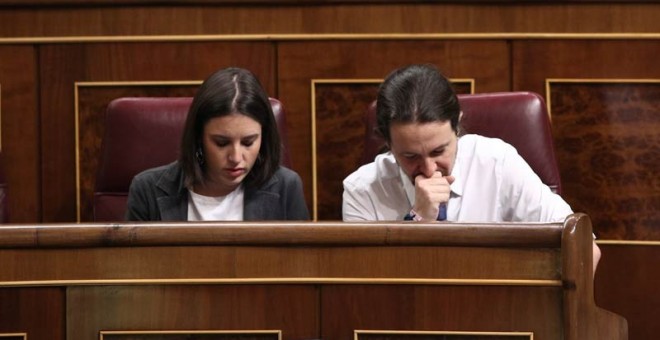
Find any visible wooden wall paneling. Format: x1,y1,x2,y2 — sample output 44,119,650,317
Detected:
511,39,660,240
512,40,660,104
594,243,660,340
67,285,319,340
278,40,510,220
1,4,660,37
0,288,65,340
547,81,659,240
39,41,275,222
321,285,561,339
0,45,40,223
512,39,659,340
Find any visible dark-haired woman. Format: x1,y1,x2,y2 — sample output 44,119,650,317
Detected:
126,67,309,221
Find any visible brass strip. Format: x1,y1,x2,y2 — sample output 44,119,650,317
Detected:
73,81,201,222
0,33,659,45
100,330,281,340
355,330,533,339
597,240,660,246
0,334,27,339
0,277,563,287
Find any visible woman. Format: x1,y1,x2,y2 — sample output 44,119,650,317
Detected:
126,67,310,221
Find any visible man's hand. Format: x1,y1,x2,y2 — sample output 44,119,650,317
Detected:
412,172,454,221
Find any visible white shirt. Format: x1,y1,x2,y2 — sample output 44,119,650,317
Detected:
342,134,572,222
187,185,244,221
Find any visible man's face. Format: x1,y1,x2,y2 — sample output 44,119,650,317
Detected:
388,120,458,182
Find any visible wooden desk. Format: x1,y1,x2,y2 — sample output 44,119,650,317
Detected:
0,213,626,340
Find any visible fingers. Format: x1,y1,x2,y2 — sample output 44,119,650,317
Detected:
413,172,452,221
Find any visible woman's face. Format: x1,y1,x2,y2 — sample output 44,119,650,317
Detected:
200,113,262,195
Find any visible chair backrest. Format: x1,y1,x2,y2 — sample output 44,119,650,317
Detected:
0,152,8,223
93,97,289,222
362,92,563,194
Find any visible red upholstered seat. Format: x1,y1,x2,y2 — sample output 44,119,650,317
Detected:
362,92,563,194
93,97,289,222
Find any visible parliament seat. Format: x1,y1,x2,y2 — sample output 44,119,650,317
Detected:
363,91,563,194
93,97,289,222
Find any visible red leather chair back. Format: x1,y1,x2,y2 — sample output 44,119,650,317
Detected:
362,92,563,194
0,152,8,223
93,97,289,222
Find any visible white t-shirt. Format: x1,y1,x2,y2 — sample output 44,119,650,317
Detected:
187,185,244,221
342,134,572,222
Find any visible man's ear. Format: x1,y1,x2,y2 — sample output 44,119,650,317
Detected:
457,111,464,136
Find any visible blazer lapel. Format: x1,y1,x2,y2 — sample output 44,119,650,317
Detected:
155,163,188,221
244,189,280,220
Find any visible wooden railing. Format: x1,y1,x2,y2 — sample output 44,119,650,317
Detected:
0,213,626,339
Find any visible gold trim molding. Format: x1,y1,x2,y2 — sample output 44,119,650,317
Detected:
597,240,660,246
0,277,562,288
73,81,202,222
1,33,659,45
0,334,27,339
100,330,282,340
355,330,533,339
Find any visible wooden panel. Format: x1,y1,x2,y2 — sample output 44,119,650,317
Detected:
595,243,660,340
0,4,659,37
322,285,561,340
0,46,40,223
0,288,64,340
67,285,318,340
278,40,509,219
39,42,275,222
0,223,562,282
549,82,659,240
512,40,660,241
513,40,660,96
77,84,199,222
0,245,559,282
0,217,626,340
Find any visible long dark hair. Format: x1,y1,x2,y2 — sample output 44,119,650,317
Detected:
376,64,461,142
180,67,280,189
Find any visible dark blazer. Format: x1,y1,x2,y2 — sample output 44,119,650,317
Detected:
126,161,310,221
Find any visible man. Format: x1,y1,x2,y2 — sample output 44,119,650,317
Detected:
342,64,600,270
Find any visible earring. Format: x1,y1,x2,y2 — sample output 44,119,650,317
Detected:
195,147,205,166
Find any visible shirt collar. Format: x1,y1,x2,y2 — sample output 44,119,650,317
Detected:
450,151,464,197
400,167,416,207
